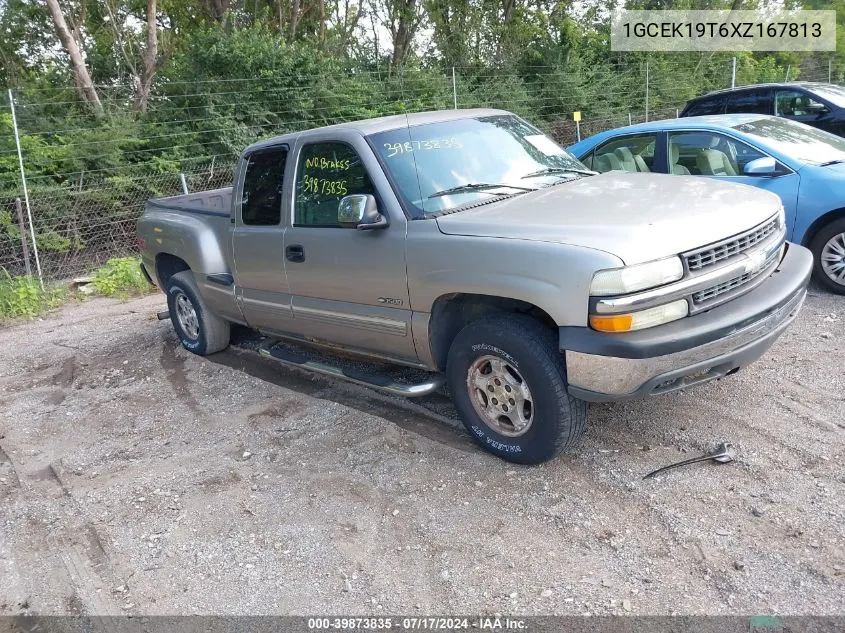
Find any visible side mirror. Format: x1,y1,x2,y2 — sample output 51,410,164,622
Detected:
743,156,777,176
338,194,388,230
807,101,828,114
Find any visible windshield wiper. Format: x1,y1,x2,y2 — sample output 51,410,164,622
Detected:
820,159,845,166
427,182,536,199
521,166,596,179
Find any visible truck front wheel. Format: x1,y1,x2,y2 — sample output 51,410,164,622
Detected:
166,271,230,355
446,314,587,464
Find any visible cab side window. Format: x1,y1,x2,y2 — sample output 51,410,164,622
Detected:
241,146,288,226
294,142,375,227
591,134,656,173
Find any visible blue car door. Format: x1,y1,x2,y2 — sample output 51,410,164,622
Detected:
667,130,800,237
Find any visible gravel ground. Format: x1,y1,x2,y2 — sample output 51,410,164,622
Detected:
0,286,843,617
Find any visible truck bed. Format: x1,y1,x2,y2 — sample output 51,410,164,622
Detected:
148,187,233,217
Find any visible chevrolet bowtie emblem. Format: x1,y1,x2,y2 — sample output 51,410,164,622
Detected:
743,250,768,275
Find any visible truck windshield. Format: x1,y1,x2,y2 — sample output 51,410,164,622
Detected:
370,115,592,216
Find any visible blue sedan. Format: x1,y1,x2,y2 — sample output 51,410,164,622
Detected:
568,114,845,294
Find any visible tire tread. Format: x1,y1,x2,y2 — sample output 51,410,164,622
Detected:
447,313,587,463
167,271,230,355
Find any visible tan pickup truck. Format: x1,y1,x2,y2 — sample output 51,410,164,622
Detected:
138,108,813,464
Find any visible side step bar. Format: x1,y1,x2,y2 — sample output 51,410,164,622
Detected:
258,339,445,398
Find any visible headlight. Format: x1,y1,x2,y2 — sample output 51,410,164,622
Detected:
590,299,689,332
590,256,684,296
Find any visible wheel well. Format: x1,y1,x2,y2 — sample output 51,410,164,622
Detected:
429,293,557,371
155,253,190,288
802,208,845,248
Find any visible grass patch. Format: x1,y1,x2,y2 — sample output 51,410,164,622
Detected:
0,270,68,320
1,256,155,322
91,257,154,298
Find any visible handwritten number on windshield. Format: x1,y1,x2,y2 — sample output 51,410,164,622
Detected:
384,138,463,158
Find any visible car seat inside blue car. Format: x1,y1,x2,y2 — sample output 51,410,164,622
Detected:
696,148,738,176
613,146,638,171
669,143,690,175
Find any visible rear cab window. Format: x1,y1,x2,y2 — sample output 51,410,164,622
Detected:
240,146,289,226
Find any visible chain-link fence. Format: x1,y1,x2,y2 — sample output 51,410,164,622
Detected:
2,54,843,283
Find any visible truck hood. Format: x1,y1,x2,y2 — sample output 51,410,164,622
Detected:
434,172,781,265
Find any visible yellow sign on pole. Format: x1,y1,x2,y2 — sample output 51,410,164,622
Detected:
573,111,581,122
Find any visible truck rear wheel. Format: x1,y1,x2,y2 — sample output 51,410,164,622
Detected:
166,271,230,355
446,314,587,464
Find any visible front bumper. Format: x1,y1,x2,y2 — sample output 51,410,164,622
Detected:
560,242,813,402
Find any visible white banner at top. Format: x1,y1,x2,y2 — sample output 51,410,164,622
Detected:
611,10,836,52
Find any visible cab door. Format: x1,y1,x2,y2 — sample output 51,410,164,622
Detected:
279,131,417,362
231,143,296,331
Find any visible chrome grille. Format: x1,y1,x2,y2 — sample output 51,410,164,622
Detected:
692,254,778,306
685,218,779,272
693,272,754,303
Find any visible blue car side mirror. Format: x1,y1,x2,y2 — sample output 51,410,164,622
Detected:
743,156,777,175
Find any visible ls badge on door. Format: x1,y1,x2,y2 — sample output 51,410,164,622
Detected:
378,297,403,306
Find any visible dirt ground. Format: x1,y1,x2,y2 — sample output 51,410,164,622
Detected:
0,286,843,617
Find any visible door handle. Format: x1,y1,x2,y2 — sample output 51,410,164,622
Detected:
286,244,305,263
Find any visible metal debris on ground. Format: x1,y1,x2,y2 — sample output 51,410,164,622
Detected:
643,442,735,480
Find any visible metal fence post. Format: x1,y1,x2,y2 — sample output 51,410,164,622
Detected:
14,198,32,277
731,56,737,88
829,59,832,83
645,60,649,123
452,67,458,109
8,88,43,288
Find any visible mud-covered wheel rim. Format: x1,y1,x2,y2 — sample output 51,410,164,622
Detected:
821,231,845,286
466,355,534,437
174,292,200,340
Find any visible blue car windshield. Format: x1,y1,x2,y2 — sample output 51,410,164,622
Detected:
733,117,845,165
370,115,591,216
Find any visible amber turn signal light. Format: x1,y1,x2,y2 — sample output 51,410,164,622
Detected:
589,314,634,332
